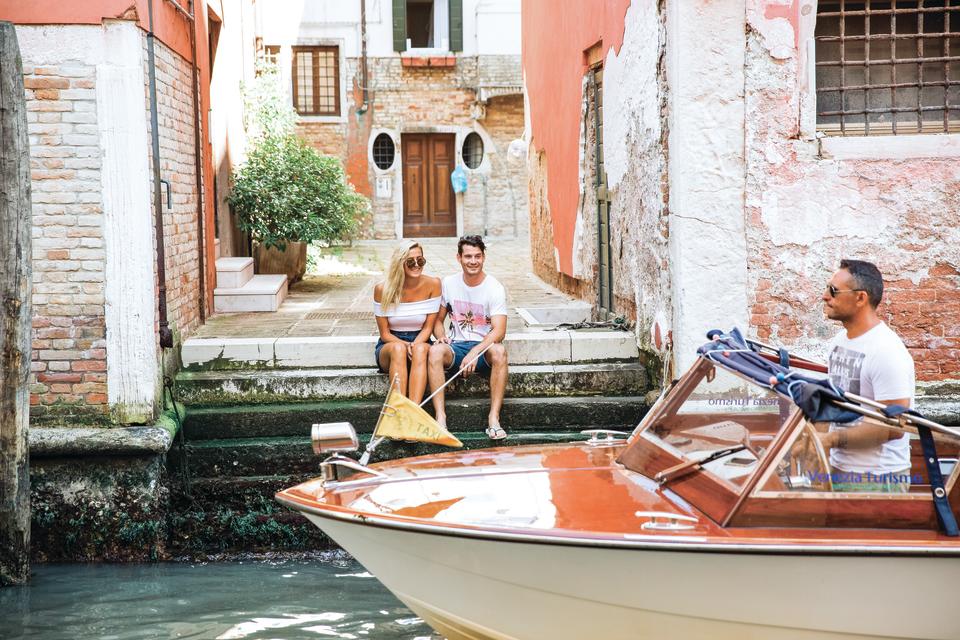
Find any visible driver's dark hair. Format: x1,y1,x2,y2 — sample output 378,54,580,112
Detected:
839,259,883,308
458,234,486,255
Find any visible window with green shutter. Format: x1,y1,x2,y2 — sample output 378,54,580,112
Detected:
448,0,462,52
392,0,406,52
395,0,462,53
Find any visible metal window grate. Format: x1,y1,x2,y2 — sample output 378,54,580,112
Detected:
292,46,340,116
815,0,960,136
372,133,396,170
462,132,484,169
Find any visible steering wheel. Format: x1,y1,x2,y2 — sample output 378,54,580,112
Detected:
778,421,832,491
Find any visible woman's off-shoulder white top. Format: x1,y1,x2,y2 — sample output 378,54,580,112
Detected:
373,296,441,332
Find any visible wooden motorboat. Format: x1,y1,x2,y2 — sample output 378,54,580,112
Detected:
276,330,960,640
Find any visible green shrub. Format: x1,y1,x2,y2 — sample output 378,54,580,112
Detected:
227,134,367,250
229,61,368,250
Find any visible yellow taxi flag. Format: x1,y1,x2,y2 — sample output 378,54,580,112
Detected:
374,388,463,448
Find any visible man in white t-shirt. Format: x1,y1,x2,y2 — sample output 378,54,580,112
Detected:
818,259,916,493
427,235,509,440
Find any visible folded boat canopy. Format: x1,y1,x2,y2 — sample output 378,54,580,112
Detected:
696,328,859,424
697,328,959,536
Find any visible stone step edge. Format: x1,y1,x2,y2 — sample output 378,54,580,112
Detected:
174,362,648,405
184,394,650,416
182,427,627,449
215,257,254,271
177,362,644,383
215,257,255,290
181,330,640,370
213,273,286,296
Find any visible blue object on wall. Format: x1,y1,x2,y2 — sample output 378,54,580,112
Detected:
450,165,468,193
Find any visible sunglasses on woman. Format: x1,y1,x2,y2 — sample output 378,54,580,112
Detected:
405,257,427,268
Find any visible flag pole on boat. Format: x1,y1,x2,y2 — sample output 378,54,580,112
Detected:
359,344,493,465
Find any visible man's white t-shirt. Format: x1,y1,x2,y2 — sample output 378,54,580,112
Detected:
441,273,507,342
827,322,915,473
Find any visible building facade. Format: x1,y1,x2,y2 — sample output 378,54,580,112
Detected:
523,0,959,390
4,0,248,425
247,0,527,242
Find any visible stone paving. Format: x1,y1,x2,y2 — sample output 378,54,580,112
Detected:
194,238,582,339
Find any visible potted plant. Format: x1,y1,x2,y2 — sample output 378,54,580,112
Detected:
227,134,366,282
226,63,367,282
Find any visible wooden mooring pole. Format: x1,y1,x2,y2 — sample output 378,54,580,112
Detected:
0,20,32,586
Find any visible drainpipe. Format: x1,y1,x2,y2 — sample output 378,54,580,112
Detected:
166,0,207,323
147,0,174,348
359,0,369,113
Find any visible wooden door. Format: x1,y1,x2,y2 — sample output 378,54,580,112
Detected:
402,133,457,237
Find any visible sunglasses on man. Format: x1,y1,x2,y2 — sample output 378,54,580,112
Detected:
405,257,427,268
826,284,865,297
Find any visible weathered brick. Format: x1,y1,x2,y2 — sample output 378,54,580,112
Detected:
37,372,83,384
71,359,106,372
24,76,69,89
85,393,108,404
36,89,64,102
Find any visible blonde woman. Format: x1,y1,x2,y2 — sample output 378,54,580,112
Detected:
373,241,441,403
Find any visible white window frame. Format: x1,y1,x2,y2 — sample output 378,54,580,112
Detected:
404,0,451,54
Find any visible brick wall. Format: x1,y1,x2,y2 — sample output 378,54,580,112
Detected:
295,55,525,240
24,59,110,425
743,20,960,384
21,27,204,425
145,35,202,343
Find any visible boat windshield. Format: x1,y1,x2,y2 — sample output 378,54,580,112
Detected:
639,362,795,489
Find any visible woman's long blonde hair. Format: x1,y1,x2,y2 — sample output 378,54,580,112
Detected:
381,240,422,312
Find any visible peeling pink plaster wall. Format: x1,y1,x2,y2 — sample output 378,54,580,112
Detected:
745,0,960,383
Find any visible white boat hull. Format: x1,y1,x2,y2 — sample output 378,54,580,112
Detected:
306,513,959,640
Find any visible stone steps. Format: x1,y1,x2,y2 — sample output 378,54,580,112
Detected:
182,395,648,440
180,330,639,371
174,362,649,405
213,257,289,313
169,323,648,556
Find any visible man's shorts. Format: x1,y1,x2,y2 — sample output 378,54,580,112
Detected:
445,340,492,378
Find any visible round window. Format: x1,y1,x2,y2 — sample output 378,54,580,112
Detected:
462,132,484,170
372,133,396,171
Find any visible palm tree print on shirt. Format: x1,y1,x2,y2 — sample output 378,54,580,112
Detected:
450,300,490,338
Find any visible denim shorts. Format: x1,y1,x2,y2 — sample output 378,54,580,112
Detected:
374,330,422,373
445,340,492,378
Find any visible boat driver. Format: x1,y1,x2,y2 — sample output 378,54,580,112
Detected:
815,259,916,493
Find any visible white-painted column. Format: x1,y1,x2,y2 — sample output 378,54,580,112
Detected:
97,21,159,423
666,0,749,372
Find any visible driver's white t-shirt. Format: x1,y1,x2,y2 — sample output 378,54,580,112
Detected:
827,322,915,473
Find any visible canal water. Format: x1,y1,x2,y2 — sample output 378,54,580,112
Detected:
0,553,441,639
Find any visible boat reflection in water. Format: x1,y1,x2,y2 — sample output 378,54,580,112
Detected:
277,330,960,640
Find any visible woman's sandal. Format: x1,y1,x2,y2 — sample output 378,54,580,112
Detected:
485,425,507,441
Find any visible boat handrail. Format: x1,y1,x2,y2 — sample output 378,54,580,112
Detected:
580,429,630,446
320,454,388,485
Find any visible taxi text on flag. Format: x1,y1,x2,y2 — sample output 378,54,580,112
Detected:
373,387,463,448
